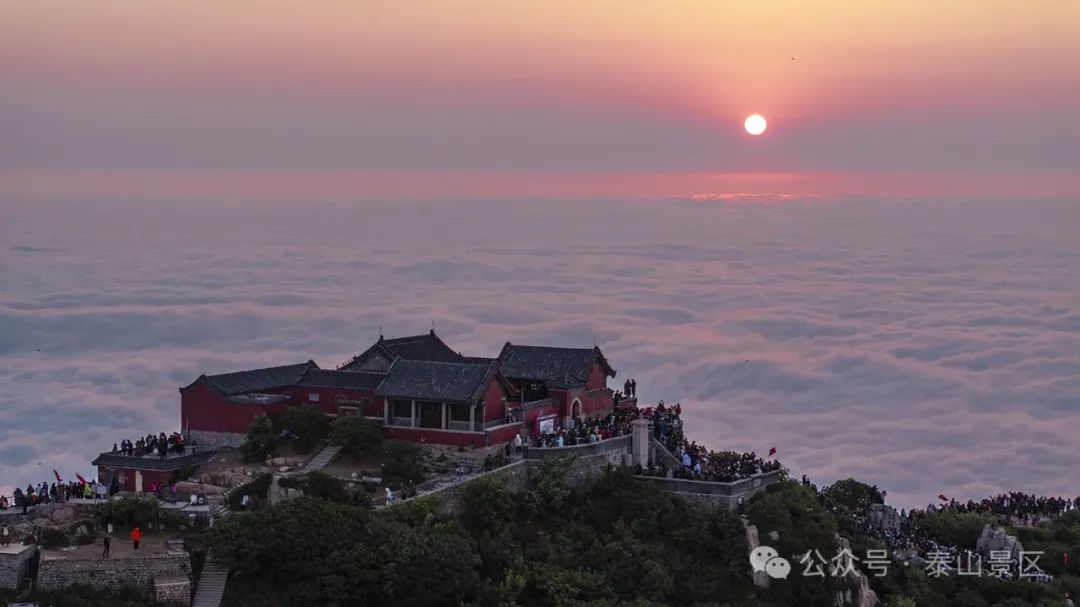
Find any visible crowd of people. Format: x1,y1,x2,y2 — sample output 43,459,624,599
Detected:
637,401,782,483
531,407,641,448
112,431,186,458
934,492,1080,523
824,482,1079,581
0,430,187,515
0,478,111,515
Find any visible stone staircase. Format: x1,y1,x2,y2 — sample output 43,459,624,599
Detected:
191,559,230,607
304,444,342,472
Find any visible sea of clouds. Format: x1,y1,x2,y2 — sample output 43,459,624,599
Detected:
1,196,1077,509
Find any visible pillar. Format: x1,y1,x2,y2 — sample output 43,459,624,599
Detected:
441,402,448,429
631,418,650,467
469,402,476,432
410,400,416,427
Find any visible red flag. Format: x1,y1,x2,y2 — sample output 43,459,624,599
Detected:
53,469,62,483
76,473,87,484
768,447,777,457
938,494,948,502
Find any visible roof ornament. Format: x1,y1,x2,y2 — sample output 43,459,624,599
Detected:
378,325,383,342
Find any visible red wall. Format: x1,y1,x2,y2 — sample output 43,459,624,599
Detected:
97,467,172,493
180,382,292,435
525,403,562,434
586,362,609,390
283,387,383,417
181,382,387,436
482,379,507,423
383,426,486,448
486,423,522,446
582,389,613,416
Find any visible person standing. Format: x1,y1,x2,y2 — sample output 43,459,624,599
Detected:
131,526,142,551
102,535,111,558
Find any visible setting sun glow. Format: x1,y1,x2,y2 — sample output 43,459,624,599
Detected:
744,114,767,136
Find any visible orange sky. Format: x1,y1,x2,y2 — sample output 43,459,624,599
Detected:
3,0,1079,199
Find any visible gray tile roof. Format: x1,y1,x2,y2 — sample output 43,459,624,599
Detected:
92,450,215,471
339,331,463,370
497,344,615,389
297,368,384,391
376,359,499,403
184,361,316,396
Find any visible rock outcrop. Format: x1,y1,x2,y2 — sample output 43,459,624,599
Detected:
975,524,1023,561
743,522,770,589
835,536,879,607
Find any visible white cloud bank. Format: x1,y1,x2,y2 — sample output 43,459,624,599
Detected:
1,196,1077,508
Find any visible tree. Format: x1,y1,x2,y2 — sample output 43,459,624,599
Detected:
461,475,519,535
820,478,884,516
328,416,382,458
227,474,272,511
100,495,160,527
298,471,352,504
240,413,276,462
523,456,573,520
380,440,425,487
277,405,328,452
916,510,990,549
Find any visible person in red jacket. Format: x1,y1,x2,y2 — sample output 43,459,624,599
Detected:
131,526,142,551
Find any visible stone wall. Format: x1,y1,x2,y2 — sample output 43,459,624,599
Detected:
0,544,36,591
188,429,245,450
37,553,191,596
399,460,530,517
524,435,631,460
154,574,190,605
560,451,627,491
639,470,784,511
389,445,627,517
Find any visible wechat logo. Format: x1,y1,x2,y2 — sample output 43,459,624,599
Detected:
750,545,791,580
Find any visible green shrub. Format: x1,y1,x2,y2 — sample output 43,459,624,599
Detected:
42,527,70,548
101,495,160,528
276,405,328,453
329,416,383,458
228,473,273,511
240,414,276,462
381,440,424,488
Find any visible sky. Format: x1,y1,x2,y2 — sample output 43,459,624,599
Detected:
1,3,1079,508
3,0,1080,199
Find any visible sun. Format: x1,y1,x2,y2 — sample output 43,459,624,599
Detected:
744,114,767,136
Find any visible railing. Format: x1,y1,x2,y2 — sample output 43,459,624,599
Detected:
92,450,215,471
638,469,784,496
523,434,631,459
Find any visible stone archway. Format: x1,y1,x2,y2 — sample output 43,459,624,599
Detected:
571,398,582,420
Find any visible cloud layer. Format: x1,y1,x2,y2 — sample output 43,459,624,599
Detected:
1,197,1077,508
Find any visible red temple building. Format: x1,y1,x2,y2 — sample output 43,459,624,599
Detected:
178,331,629,450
